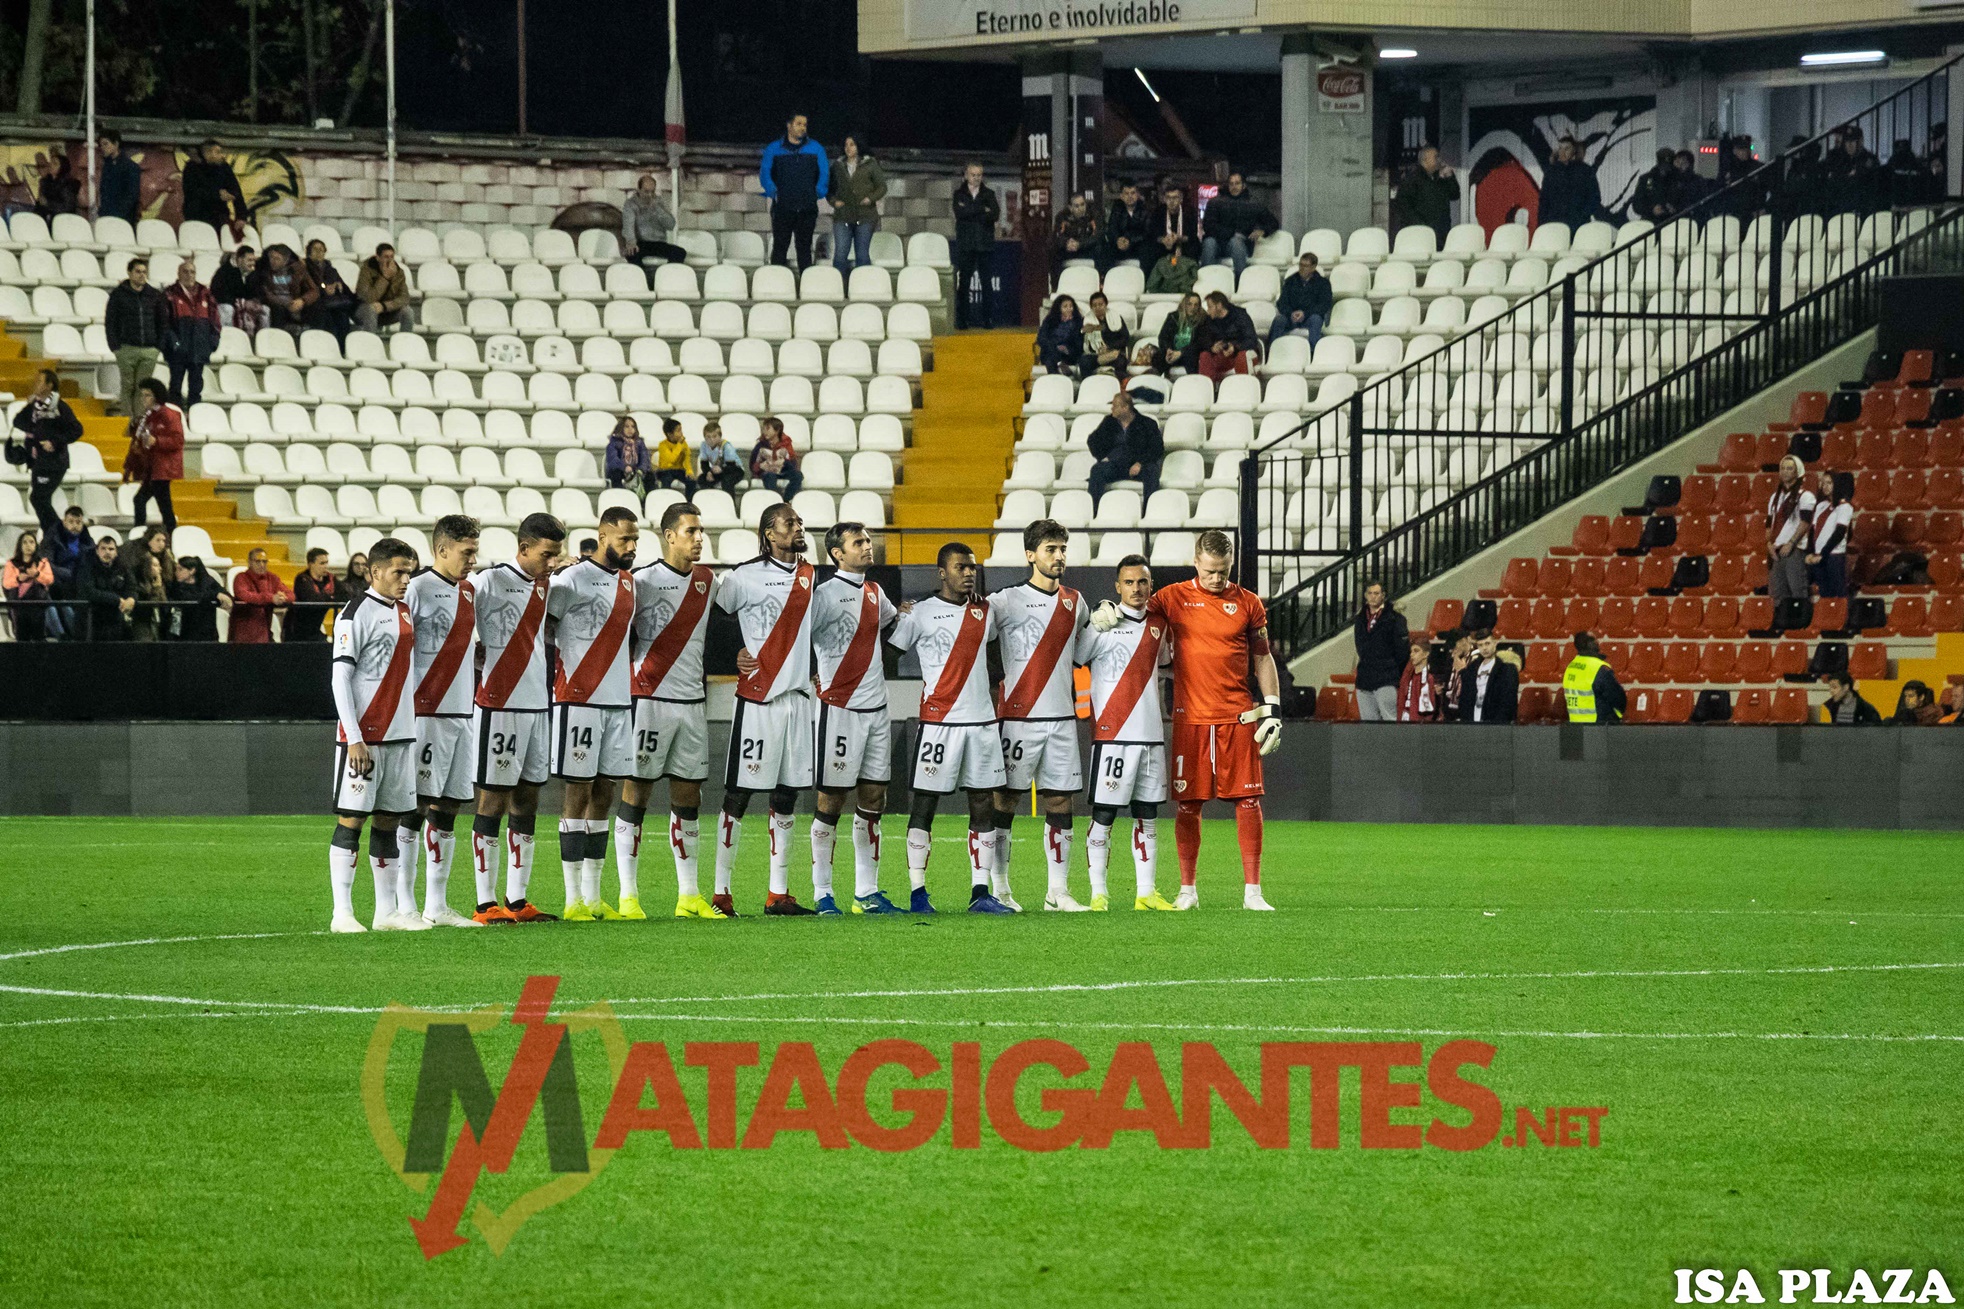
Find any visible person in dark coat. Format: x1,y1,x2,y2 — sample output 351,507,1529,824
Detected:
77,533,135,641
1631,149,1679,221
211,246,268,333
1101,182,1154,274
1352,582,1409,721
1035,295,1083,375
1269,252,1334,348
1820,672,1881,725
167,555,230,641
1671,151,1719,212
1086,390,1163,507
96,130,142,224
1822,128,1883,214
106,256,172,416
1719,137,1771,219
1394,147,1460,244
7,368,82,537
1459,632,1521,724
1150,183,1199,261
1147,293,1207,375
1885,138,1936,208
1537,137,1601,230
249,245,319,340
180,139,247,239
1780,137,1826,215
1191,291,1260,382
951,162,1000,330
1052,194,1101,281
1200,172,1277,276
759,113,829,271
288,547,345,642
34,150,79,218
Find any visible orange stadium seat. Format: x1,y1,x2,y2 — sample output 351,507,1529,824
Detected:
1609,515,1647,553
1712,515,1756,554
1703,433,1757,473
1818,431,1859,468
1674,515,1714,555
1930,595,1964,632
1732,689,1771,723
1891,513,1927,548
1897,349,1936,388
1929,553,1964,591
1896,389,1934,426
1738,596,1775,633
1498,557,1538,598
1654,689,1696,723
1604,556,1643,595
1496,599,1533,640
1319,686,1357,720
1754,433,1790,468
1769,688,1811,724
1714,475,1755,514
1896,429,1932,467
1855,469,1892,506
1633,596,1672,637
1932,429,1964,464
1571,558,1607,597
1679,476,1717,515
1851,512,1891,551
1854,431,1895,470
1927,512,1963,548
1624,689,1657,723
1531,598,1569,639
1599,597,1637,637
1626,642,1666,683
1700,596,1742,637
1564,598,1603,633
1517,686,1555,723
1769,392,1829,432
1539,558,1574,598
1890,471,1928,510
1663,642,1702,682
1599,642,1631,677
1425,598,1465,633
1668,596,1705,636
1736,642,1775,682
1698,642,1739,683
1706,555,1748,595
1637,554,1677,592
1771,641,1810,677
1926,469,1963,508
1847,643,1888,680
1568,516,1612,557
1854,390,1897,429
1524,643,1565,683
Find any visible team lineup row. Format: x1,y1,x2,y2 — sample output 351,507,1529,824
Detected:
325,504,1285,932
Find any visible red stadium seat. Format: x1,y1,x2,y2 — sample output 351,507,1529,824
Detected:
1854,430,1895,469
1932,429,1964,465
1674,515,1714,555
1732,689,1770,723
1609,515,1646,553
1663,642,1702,682
1927,469,1963,508
1566,516,1612,557
1626,642,1666,682
1847,642,1888,680
1496,599,1533,640
1599,596,1637,637
1539,557,1574,598
1655,689,1696,722
1755,433,1791,468
1851,512,1891,551
1599,642,1631,678
1927,512,1964,548
1855,469,1893,507
1425,598,1465,633
1517,685,1554,724
1667,596,1704,636
1637,555,1677,592
1891,513,1928,548
1771,641,1809,677
1604,556,1644,596
1889,471,1929,510
1531,598,1568,640
1624,688,1658,723
1524,642,1566,683
1930,553,1964,591
1855,389,1897,429
1571,558,1607,597
1633,596,1672,637
1738,596,1775,633
1896,429,1932,467
1736,642,1775,682
1679,475,1717,515
1896,389,1934,427
1700,597,1742,636
1698,642,1738,683
1319,686,1357,720
1496,556,1538,598
1712,515,1756,554
1707,555,1748,595
1749,472,1778,504
1770,392,1828,432
1714,474,1755,514
1930,595,1964,632
1703,432,1759,473
1564,598,1603,633
1811,597,1848,635
1769,688,1811,724
1898,348,1936,387
1818,431,1860,468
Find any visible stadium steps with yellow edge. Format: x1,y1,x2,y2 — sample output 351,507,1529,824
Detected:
0,325,298,583
889,328,1031,565
1847,630,1964,720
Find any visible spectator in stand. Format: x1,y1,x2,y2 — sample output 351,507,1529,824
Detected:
1145,244,1199,298
1805,469,1853,598
621,174,686,282
302,239,356,344
1886,138,1936,207
230,547,292,643
1437,627,1473,720
1052,194,1100,282
1351,582,1408,721
122,533,170,642
105,256,170,417
354,243,416,335
1820,671,1881,725
654,417,696,498
1823,127,1882,213
345,552,370,597
761,113,829,272
43,505,93,614
1894,680,1940,726
1459,630,1520,724
162,256,219,407
1143,292,1206,375
1200,172,1276,277
1086,390,1163,508
1394,146,1460,244
1721,137,1771,218
97,130,141,224
78,533,134,640
34,149,79,219
1766,454,1815,606
828,135,887,274
1781,136,1826,215
168,555,229,641
288,547,343,642
7,368,82,538
1671,150,1719,210
252,245,317,341
1078,292,1130,379
1035,294,1083,375
122,378,183,536
1397,635,1443,722
1562,631,1626,723
5,529,53,642
1151,183,1198,261
211,247,268,333
1269,252,1332,348
1101,181,1153,274
1192,291,1260,381
604,416,652,494
1939,684,1964,725
698,420,745,495
574,541,596,567
1538,136,1601,230
750,417,803,498
181,140,247,241
1632,148,1680,221
952,162,1000,330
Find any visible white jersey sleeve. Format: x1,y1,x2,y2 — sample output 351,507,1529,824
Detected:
631,561,714,702
990,583,1090,722
404,568,477,718
331,592,416,744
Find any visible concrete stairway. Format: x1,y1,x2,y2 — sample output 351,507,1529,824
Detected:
889,329,1029,565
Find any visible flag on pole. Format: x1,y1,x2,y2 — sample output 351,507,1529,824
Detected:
663,47,685,168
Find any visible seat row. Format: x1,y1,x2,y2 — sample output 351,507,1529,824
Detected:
984,530,1199,570
415,258,934,307
1457,592,1957,644
993,485,1237,533
414,295,935,343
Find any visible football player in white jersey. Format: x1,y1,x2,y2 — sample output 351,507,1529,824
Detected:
989,518,1092,912
1075,555,1179,911
395,515,483,928
717,502,819,916
887,542,1013,914
327,538,425,933
548,506,641,921
468,511,566,923
617,501,726,920
810,520,905,915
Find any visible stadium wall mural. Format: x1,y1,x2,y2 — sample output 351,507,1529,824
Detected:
0,140,305,223
1465,95,1656,234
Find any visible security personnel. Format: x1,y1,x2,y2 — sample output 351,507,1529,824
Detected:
1562,632,1627,723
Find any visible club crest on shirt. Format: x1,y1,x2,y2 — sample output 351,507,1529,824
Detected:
1174,779,1186,792
969,607,984,619
1223,602,1238,615
1149,625,1162,638
1062,595,1075,610
798,575,811,589
694,580,707,594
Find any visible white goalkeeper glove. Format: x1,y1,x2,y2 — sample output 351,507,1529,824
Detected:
1240,696,1283,755
1089,600,1124,632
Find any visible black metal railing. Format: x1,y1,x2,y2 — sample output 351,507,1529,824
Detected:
1243,54,1962,659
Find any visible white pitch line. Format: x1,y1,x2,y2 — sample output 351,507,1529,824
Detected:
0,931,303,963
0,982,390,1013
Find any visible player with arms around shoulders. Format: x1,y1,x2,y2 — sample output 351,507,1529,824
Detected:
990,518,1093,912
396,515,484,928
468,511,567,923
1092,529,1280,910
1076,554,1179,911
327,537,425,933
888,542,1014,914
549,506,642,921
617,501,725,919
717,502,821,916
810,520,906,914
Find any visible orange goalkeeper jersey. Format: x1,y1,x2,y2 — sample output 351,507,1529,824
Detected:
1146,579,1267,725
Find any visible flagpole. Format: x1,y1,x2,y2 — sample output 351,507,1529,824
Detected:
385,0,397,237
665,0,682,210
85,0,96,220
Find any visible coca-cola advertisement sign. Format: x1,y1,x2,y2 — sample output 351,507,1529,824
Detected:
1318,67,1366,114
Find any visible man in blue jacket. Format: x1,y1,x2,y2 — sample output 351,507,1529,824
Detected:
760,113,829,272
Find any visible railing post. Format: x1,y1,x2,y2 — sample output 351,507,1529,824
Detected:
1559,273,1576,442
1236,451,1260,592
1768,197,1785,327
1347,391,1365,551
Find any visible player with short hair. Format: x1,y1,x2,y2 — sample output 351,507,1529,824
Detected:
716,501,819,916
990,518,1092,912
396,514,483,927
810,520,905,914
468,511,566,923
549,505,641,920
1076,555,1178,911
617,501,725,919
888,542,1013,914
326,537,424,933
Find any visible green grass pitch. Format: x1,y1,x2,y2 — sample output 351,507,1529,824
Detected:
0,814,1959,1307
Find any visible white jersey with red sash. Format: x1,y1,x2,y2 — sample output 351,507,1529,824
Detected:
631,560,716,702
332,591,416,744
813,570,897,712
404,568,477,718
549,559,636,708
473,564,551,712
990,581,1089,722
717,555,816,703
890,594,996,724
1076,603,1169,744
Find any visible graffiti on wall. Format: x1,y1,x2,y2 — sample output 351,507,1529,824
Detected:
0,141,305,223
1465,96,1655,233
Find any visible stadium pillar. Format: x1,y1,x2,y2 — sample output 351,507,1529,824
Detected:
1283,36,1375,238
1280,37,1313,236
1948,46,1964,194
1021,51,1102,325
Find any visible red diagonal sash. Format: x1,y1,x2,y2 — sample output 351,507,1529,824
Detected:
353,603,414,742
477,576,548,709
998,586,1080,720
920,600,990,724
557,570,635,703
1094,617,1165,741
820,581,884,707
739,560,815,702
414,578,476,716
633,565,713,697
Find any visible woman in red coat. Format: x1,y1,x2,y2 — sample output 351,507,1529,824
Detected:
122,377,183,535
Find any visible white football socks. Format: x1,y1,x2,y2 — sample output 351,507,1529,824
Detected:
580,818,606,905
767,810,795,896
671,812,701,899
471,824,497,905
560,818,584,907
506,827,533,903
851,812,881,898
810,817,837,901
425,824,455,915
1086,821,1112,901
370,845,400,927
1132,818,1158,898
1044,820,1073,900
988,819,1011,897
614,812,642,902
906,827,932,890
714,811,740,895
969,826,994,889
329,841,358,920
392,829,417,918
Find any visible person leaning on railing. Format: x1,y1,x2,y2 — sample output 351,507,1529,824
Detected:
4,528,54,642
230,548,293,644
78,533,135,641
168,555,230,641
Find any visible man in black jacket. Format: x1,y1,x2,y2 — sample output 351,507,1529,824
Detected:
1086,391,1163,508
1268,252,1333,348
1538,137,1601,230
1822,127,1883,214
1459,631,1520,724
105,256,170,416
97,129,142,225
1394,147,1460,244
952,162,1000,329
7,368,83,537
180,139,247,240
1352,583,1408,721
1101,182,1154,274
1151,184,1199,261
1192,291,1260,381
1631,149,1679,222
1821,672,1882,725
1200,172,1276,277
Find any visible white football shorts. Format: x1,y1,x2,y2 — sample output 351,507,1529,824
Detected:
552,704,635,781
1088,741,1169,807
332,739,419,815
473,706,551,789
1000,717,1084,792
816,702,893,789
415,715,476,803
725,693,816,792
912,721,1007,795
633,698,710,782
